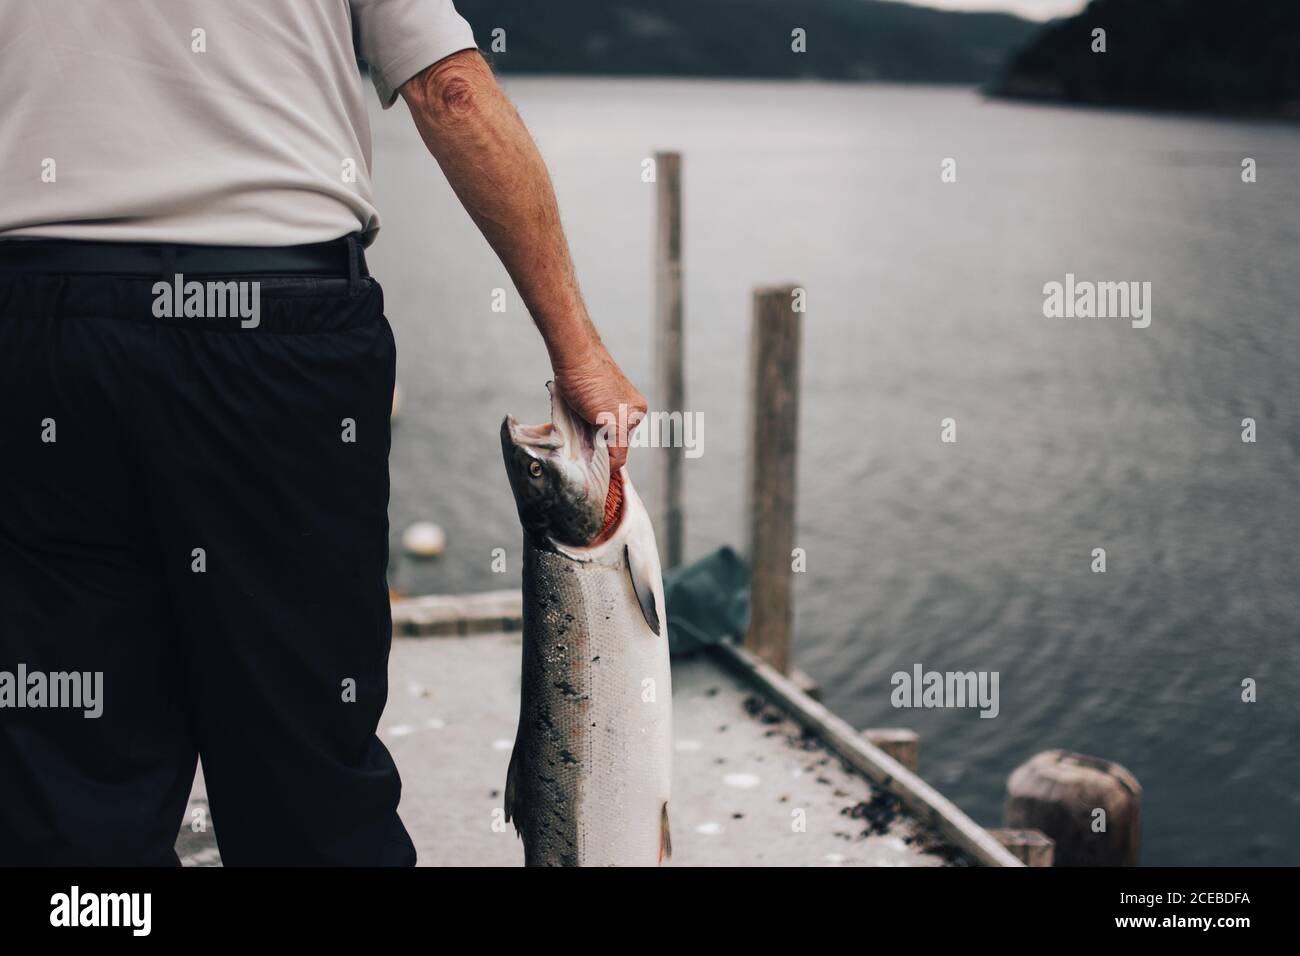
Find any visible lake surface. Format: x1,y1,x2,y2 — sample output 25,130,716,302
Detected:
365,78,1300,866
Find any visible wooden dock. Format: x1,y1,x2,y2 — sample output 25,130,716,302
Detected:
176,592,1019,867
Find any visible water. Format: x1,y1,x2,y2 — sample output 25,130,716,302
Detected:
366,78,1300,866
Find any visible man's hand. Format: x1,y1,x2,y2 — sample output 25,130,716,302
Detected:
400,50,647,471
552,348,646,473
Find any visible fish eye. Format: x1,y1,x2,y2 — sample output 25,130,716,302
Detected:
528,460,544,479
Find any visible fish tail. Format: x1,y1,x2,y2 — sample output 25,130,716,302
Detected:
659,802,672,864
504,742,523,838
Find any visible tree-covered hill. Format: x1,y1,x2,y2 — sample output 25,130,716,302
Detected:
990,0,1300,117
452,0,1039,84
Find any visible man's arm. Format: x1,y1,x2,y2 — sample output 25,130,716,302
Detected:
399,49,646,470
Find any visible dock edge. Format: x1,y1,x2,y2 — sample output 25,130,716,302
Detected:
709,640,1023,867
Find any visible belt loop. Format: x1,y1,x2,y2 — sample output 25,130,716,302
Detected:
346,234,361,295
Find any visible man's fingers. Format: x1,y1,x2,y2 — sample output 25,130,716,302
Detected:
551,356,645,473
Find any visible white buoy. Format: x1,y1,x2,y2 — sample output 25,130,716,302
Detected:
402,521,445,558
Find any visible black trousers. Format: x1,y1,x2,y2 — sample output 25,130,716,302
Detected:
0,237,415,865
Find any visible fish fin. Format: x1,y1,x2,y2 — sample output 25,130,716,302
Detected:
504,742,523,837
625,543,662,636
659,802,672,864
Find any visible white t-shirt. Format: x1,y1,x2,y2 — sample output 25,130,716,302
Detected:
0,0,477,247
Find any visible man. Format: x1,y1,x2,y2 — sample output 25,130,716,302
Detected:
0,0,645,865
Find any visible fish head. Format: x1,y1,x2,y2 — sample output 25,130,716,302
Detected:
501,382,612,548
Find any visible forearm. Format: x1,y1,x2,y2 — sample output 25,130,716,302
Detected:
399,50,599,370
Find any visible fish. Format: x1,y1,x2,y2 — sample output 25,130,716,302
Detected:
499,382,672,866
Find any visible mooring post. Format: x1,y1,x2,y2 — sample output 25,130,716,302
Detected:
745,284,802,675
653,150,684,569
1004,749,1142,866
862,728,921,773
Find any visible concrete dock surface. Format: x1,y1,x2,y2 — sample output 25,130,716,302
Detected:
178,632,966,866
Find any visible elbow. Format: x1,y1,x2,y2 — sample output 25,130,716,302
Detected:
406,50,490,126
431,71,478,120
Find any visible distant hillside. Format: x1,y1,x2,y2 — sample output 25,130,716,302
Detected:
453,0,1039,84
991,0,1300,117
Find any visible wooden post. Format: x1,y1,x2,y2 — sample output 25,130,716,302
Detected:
653,151,684,569
1004,749,1142,866
862,728,920,773
745,284,802,674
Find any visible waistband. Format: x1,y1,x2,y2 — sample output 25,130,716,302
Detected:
0,235,381,333
0,234,369,285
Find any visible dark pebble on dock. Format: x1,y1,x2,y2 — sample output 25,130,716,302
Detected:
842,790,902,836
795,728,820,750
910,830,978,866
922,841,976,866
743,695,787,725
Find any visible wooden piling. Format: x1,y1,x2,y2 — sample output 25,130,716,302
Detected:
653,151,684,569
862,728,920,773
1004,749,1142,866
745,284,802,674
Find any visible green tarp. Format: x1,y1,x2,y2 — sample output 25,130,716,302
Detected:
662,545,750,657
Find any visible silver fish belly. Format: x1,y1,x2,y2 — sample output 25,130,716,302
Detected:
505,478,673,866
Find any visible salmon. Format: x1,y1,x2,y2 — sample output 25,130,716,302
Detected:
499,383,672,866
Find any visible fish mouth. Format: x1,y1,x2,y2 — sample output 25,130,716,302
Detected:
503,415,560,451
502,383,617,547
504,382,600,466
546,381,598,465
